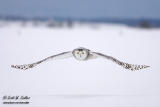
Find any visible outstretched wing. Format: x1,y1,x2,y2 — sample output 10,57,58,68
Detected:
91,52,150,71
11,51,73,70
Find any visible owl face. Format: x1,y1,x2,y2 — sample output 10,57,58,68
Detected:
73,47,89,60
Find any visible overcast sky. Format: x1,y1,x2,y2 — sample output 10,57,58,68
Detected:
0,0,159,19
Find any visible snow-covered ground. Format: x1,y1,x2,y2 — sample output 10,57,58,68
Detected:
0,22,160,107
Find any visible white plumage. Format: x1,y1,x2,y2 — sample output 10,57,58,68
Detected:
11,47,150,71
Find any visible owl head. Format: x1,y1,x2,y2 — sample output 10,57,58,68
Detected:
72,47,90,60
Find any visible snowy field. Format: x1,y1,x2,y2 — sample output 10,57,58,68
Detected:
0,22,160,107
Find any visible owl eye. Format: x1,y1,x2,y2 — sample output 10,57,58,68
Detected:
77,51,79,54
82,51,84,54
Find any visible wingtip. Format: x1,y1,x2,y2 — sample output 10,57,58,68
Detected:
129,64,150,71
11,64,28,70
144,65,150,68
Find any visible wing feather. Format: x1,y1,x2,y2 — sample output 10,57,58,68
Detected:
91,52,150,71
11,51,73,70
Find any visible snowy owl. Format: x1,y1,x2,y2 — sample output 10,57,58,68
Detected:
11,47,150,71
